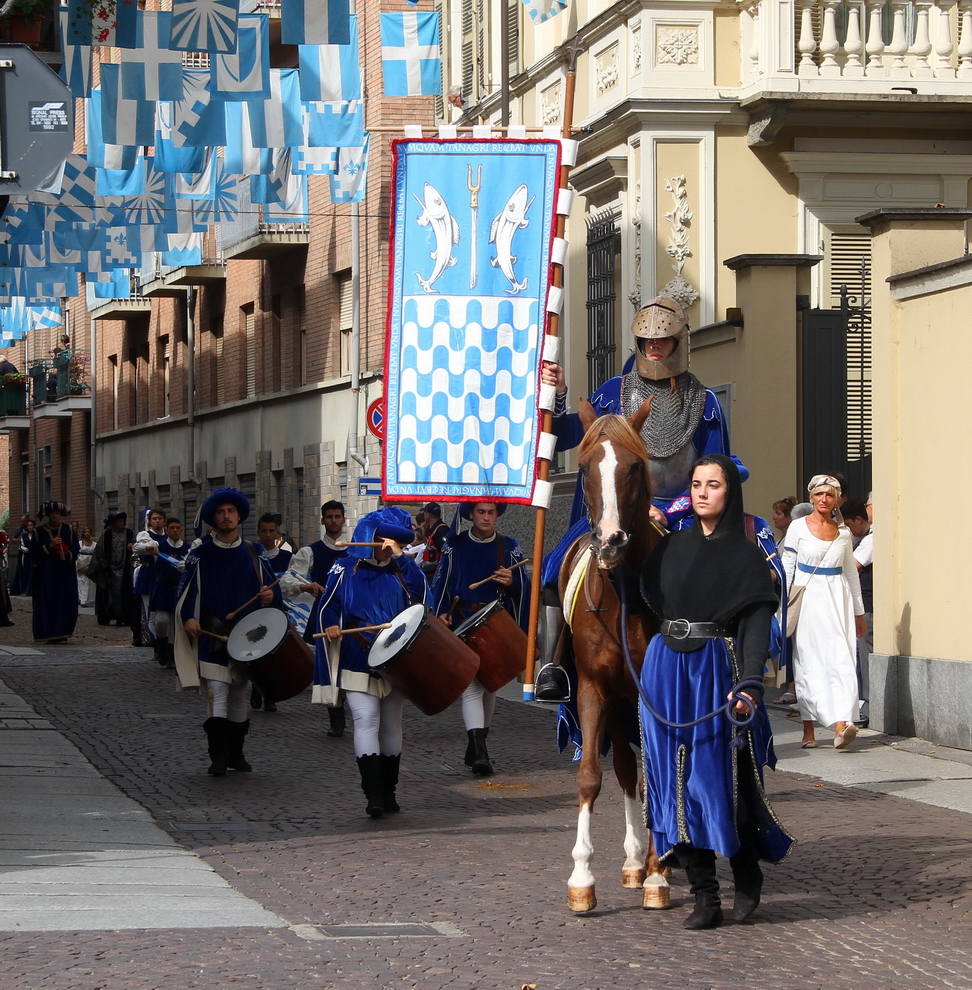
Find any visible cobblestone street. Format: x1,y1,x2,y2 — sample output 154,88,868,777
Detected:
2,630,972,990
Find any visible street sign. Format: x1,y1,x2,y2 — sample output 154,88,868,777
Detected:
0,45,73,195
358,477,382,497
366,397,384,439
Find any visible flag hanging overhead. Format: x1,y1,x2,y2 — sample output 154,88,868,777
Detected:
59,10,93,97
383,139,561,504
65,0,137,48
121,12,184,102
298,14,360,102
281,0,350,46
329,135,369,204
210,13,270,100
522,0,568,23
380,12,441,97
169,0,239,54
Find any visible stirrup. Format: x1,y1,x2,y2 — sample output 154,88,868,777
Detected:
534,663,570,704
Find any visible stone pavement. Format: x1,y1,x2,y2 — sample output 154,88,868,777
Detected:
1,642,972,990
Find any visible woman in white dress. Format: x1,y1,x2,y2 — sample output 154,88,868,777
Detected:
76,526,97,606
782,475,866,750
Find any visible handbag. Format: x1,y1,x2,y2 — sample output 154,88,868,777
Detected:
785,559,822,638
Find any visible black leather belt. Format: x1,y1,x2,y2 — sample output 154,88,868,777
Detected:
660,619,728,641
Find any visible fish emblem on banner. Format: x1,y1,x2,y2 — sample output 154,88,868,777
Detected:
384,139,562,505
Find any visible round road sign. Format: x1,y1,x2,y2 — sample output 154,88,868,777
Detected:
366,397,384,439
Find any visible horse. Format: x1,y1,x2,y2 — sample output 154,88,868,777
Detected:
558,396,670,913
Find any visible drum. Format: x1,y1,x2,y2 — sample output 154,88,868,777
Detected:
453,599,529,693
368,604,480,716
227,607,314,702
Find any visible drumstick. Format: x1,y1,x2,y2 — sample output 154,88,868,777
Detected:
335,541,405,548
468,558,531,590
198,629,229,642
312,622,393,638
225,577,281,621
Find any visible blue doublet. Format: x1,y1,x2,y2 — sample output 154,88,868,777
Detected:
149,538,190,614
134,532,164,595
314,554,428,690
267,548,293,577
429,530,529,630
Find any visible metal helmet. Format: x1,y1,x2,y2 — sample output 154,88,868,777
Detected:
630,295,690,380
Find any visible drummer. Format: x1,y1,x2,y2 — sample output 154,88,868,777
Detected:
173,488,282,777
314,507,427,819
429,502,530,777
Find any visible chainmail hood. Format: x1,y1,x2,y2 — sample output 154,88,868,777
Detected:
620,370,706,459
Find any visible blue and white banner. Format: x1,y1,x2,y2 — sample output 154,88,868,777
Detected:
380,12,441,97
100,65,156,147
211,13,270,100
522,0,568,24
383,139,561,504
329,136,369,204
121,12,184,102
170,0,239,54
281,0,350,46
298,14,360,102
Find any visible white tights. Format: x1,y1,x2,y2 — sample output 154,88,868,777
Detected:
461,678,496,731
207,680,249,722
346,689,405,758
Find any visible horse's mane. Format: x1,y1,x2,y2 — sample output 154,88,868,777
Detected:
578,414,651,480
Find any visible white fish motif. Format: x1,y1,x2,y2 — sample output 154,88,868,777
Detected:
414,183,460,293
489,184,534,294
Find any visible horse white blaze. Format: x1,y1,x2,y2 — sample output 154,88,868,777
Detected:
596,440,623,547
622,793,648,871
568,803,595,889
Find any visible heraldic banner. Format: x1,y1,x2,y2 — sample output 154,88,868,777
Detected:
383,138,561,505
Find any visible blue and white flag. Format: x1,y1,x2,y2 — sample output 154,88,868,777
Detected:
175,150,216,200
121,11,184,102
281,0,349,45
263,153,308,224
245,69,302,148
383,138,561,504
161,231,203,266
223,102,272,175
303,99,364,149
100,65,156,147
154,102,207,174
95,156,147,198
329,135,369,204
522,0,567,24
171,70,227,148
298,14,360,101
169,0,239,54
86,88,138,172
192,164,243,223
59,10,92,97
113,168,173,227
293,145,336,176
65,0,137,48
89,270,133,300
380,11,441,97
211,13,270,101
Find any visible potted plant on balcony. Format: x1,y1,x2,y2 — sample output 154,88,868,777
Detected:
1,372,29,416
1,0,51,47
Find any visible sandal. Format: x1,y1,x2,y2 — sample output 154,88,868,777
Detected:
771,693,797,706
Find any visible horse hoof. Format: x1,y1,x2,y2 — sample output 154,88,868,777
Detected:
622,868,647,889
567,885,597,912
642,875,671,910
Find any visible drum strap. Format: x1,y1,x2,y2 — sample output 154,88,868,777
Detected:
246,540,263,584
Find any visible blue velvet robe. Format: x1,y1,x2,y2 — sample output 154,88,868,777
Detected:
313,555,428,690
29,522,80,640
639,635,794,864
429,530,529,630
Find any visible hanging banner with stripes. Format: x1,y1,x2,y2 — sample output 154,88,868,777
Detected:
383,138,561,505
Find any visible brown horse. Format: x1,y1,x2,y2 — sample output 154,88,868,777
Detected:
559,397,669,912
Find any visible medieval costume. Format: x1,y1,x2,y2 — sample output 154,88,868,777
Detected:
537,297,735,703
174,489,281,776
640,455,794,929
29,502,80,643
93,512,137,634
133,512,166,649
148,533,189,669
429,503,529,776
313,508,425,818
76,536,97,606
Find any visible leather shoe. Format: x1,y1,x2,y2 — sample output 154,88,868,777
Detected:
683,899,723,930
535,664,570,703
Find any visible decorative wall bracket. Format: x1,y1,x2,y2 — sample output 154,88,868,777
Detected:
662,175,700,306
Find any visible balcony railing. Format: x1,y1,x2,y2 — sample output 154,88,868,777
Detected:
741,0,972,93
53,349,90,399
28,360,57,406
0,376,29,417
216,180,309,260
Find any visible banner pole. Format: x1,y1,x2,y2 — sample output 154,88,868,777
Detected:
523,39,582,702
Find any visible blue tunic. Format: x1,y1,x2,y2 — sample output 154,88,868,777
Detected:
314,554,428,690
149,538,190,614
429,530,530,630
638,635,793,864
266,547,293,577
133,531,164,596
178,538,282,677
29,522,80,640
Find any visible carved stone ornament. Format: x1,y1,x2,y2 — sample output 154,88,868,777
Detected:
629,180,642,308
656,26,700,66
595,43,619,94
662,175,699,307
662,274,700,307
632,26,642,71
541,81,562,125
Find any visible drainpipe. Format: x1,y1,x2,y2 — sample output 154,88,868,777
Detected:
347,201,369,475
89,316,104,502
186,287,197,483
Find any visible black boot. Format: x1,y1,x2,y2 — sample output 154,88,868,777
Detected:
226,719,252,772
535,664,571,703
467,728,493,776
463,726,488,767
326,704,346,737
729,824,763,922
203,717,231,777
250,684,264,710
380,754,401,813
152,640,166,666
163,641,176,669
356,755,385,818
263,695,277,713
677,846,723,930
